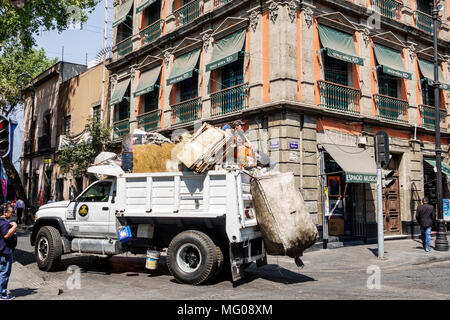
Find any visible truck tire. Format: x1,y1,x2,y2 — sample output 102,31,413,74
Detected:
35,226,63,271
167,230,220,285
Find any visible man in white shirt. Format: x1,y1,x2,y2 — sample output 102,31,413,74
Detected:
14,199,24,225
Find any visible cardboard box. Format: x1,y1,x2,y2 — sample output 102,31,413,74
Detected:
328,217,345,236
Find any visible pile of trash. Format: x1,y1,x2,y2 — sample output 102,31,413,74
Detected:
89,120,318,255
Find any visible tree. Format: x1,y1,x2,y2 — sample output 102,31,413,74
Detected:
1,0,99,50
0,40,57,112
57,117,112,178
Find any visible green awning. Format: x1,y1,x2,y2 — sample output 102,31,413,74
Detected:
205,29,246,72
110,78,130,105
322,143,377,183
113,0,133,28
166,49,201,85
134,66,161,97
424,158,450,178
418,59,450,91
373,43,412,80
136,0,157,13
317,25,364,66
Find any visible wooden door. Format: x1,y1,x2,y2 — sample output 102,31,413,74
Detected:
383,154,402,235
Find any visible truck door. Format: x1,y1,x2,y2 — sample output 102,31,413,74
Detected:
67,180,113,237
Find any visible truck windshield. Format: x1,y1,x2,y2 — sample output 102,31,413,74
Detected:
77,181,113,203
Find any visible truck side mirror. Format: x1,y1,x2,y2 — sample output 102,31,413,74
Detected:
111,196,115,204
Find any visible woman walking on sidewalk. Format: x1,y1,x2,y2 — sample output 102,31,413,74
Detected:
0,204,17,300
416,197,436,252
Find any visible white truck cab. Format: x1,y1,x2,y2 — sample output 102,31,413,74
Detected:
31,166,267,285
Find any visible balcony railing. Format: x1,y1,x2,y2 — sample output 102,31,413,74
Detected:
140,19,163,45
137,109,161,132
372,0,402,19
210,83,249,117
419,104,446,130
113,119,130,139
38,135,51,151
171,97,202,125
318,80,361,114
374,94,408,123
116,37,133,57
414,11,433,34
174,0,203,27
214,0,232,7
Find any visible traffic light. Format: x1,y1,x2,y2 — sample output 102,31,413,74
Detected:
0,116,10,158
375,131,390,169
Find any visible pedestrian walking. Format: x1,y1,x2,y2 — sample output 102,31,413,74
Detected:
0,204,17,300
415,197,436,252
47,196,54,204
15,198,25,225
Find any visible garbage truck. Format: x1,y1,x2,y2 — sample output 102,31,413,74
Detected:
30,165,267,285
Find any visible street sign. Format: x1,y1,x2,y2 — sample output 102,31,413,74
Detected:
375,131,389,169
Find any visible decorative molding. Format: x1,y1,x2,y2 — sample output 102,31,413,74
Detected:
362,28,370,48
269,2,279,24
249,9,261,32
130,65,139,81
164,51,172,67
202,32,211,52
407,43,416,62
287,0,298,23
303,6,314,29
113,0,120,7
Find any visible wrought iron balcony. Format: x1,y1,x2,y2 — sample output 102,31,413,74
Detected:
419,104,446,130
318,80,361,114
214,0,232,7
137,109,161,132
171,97,202,125
374,94,408,123
174,0,203,27
38,135,51,152
140,19,163,45
113,119,130,139
414,11,434,34
372,0,402,19
210,83,249,117
116,36,133,58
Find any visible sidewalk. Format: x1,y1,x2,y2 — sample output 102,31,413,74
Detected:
272,238,450,273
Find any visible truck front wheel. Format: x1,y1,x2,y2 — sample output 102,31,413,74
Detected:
35,226,63,271
167,230,220,285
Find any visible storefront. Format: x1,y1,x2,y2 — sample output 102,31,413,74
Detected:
320,143,377,241
423,158,450,208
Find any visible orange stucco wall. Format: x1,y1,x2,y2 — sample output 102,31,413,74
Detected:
313,18,321,106
262,11,270,103
317,118,363,135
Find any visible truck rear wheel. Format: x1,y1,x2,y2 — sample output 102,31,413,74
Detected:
35,226,63,271
167,230,221,285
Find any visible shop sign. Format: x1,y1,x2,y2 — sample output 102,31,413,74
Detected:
345,173,377,183
44,158,52,164
270,140,279,150
324,187,330,217
289,141,299,149
443,199,450,222
289,151,298,162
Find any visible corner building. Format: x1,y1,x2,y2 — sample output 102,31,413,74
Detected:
107,0,450,245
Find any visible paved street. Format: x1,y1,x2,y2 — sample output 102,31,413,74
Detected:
7,228,450,300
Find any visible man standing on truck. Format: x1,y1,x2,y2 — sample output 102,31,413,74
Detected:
0,204,17,300
232,120,256,169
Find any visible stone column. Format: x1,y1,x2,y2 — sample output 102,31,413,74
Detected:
163,50,173,129
404,42,419,125
359,27,374,117
268,0,299,102
129,65,139,133
201,30,213,120
132,0,141,52
299,4,316,105
247,6,263,107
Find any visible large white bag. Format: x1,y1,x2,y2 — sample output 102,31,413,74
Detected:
250,172,318,258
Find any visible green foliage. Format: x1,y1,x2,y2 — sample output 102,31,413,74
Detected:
0,0,99,50
58,117,113,178
0,40,57,109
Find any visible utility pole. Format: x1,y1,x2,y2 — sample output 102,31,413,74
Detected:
375,131,389,259
100,0,109,122
432,0,449,251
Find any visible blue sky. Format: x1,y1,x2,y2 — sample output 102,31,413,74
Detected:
34,0,114,66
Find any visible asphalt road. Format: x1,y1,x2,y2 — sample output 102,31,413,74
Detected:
8,229,450,300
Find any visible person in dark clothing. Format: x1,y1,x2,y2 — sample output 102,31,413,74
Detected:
415,197,436,252
0,204,17,300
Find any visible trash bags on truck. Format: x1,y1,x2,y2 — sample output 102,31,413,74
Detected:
250,172,318,258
